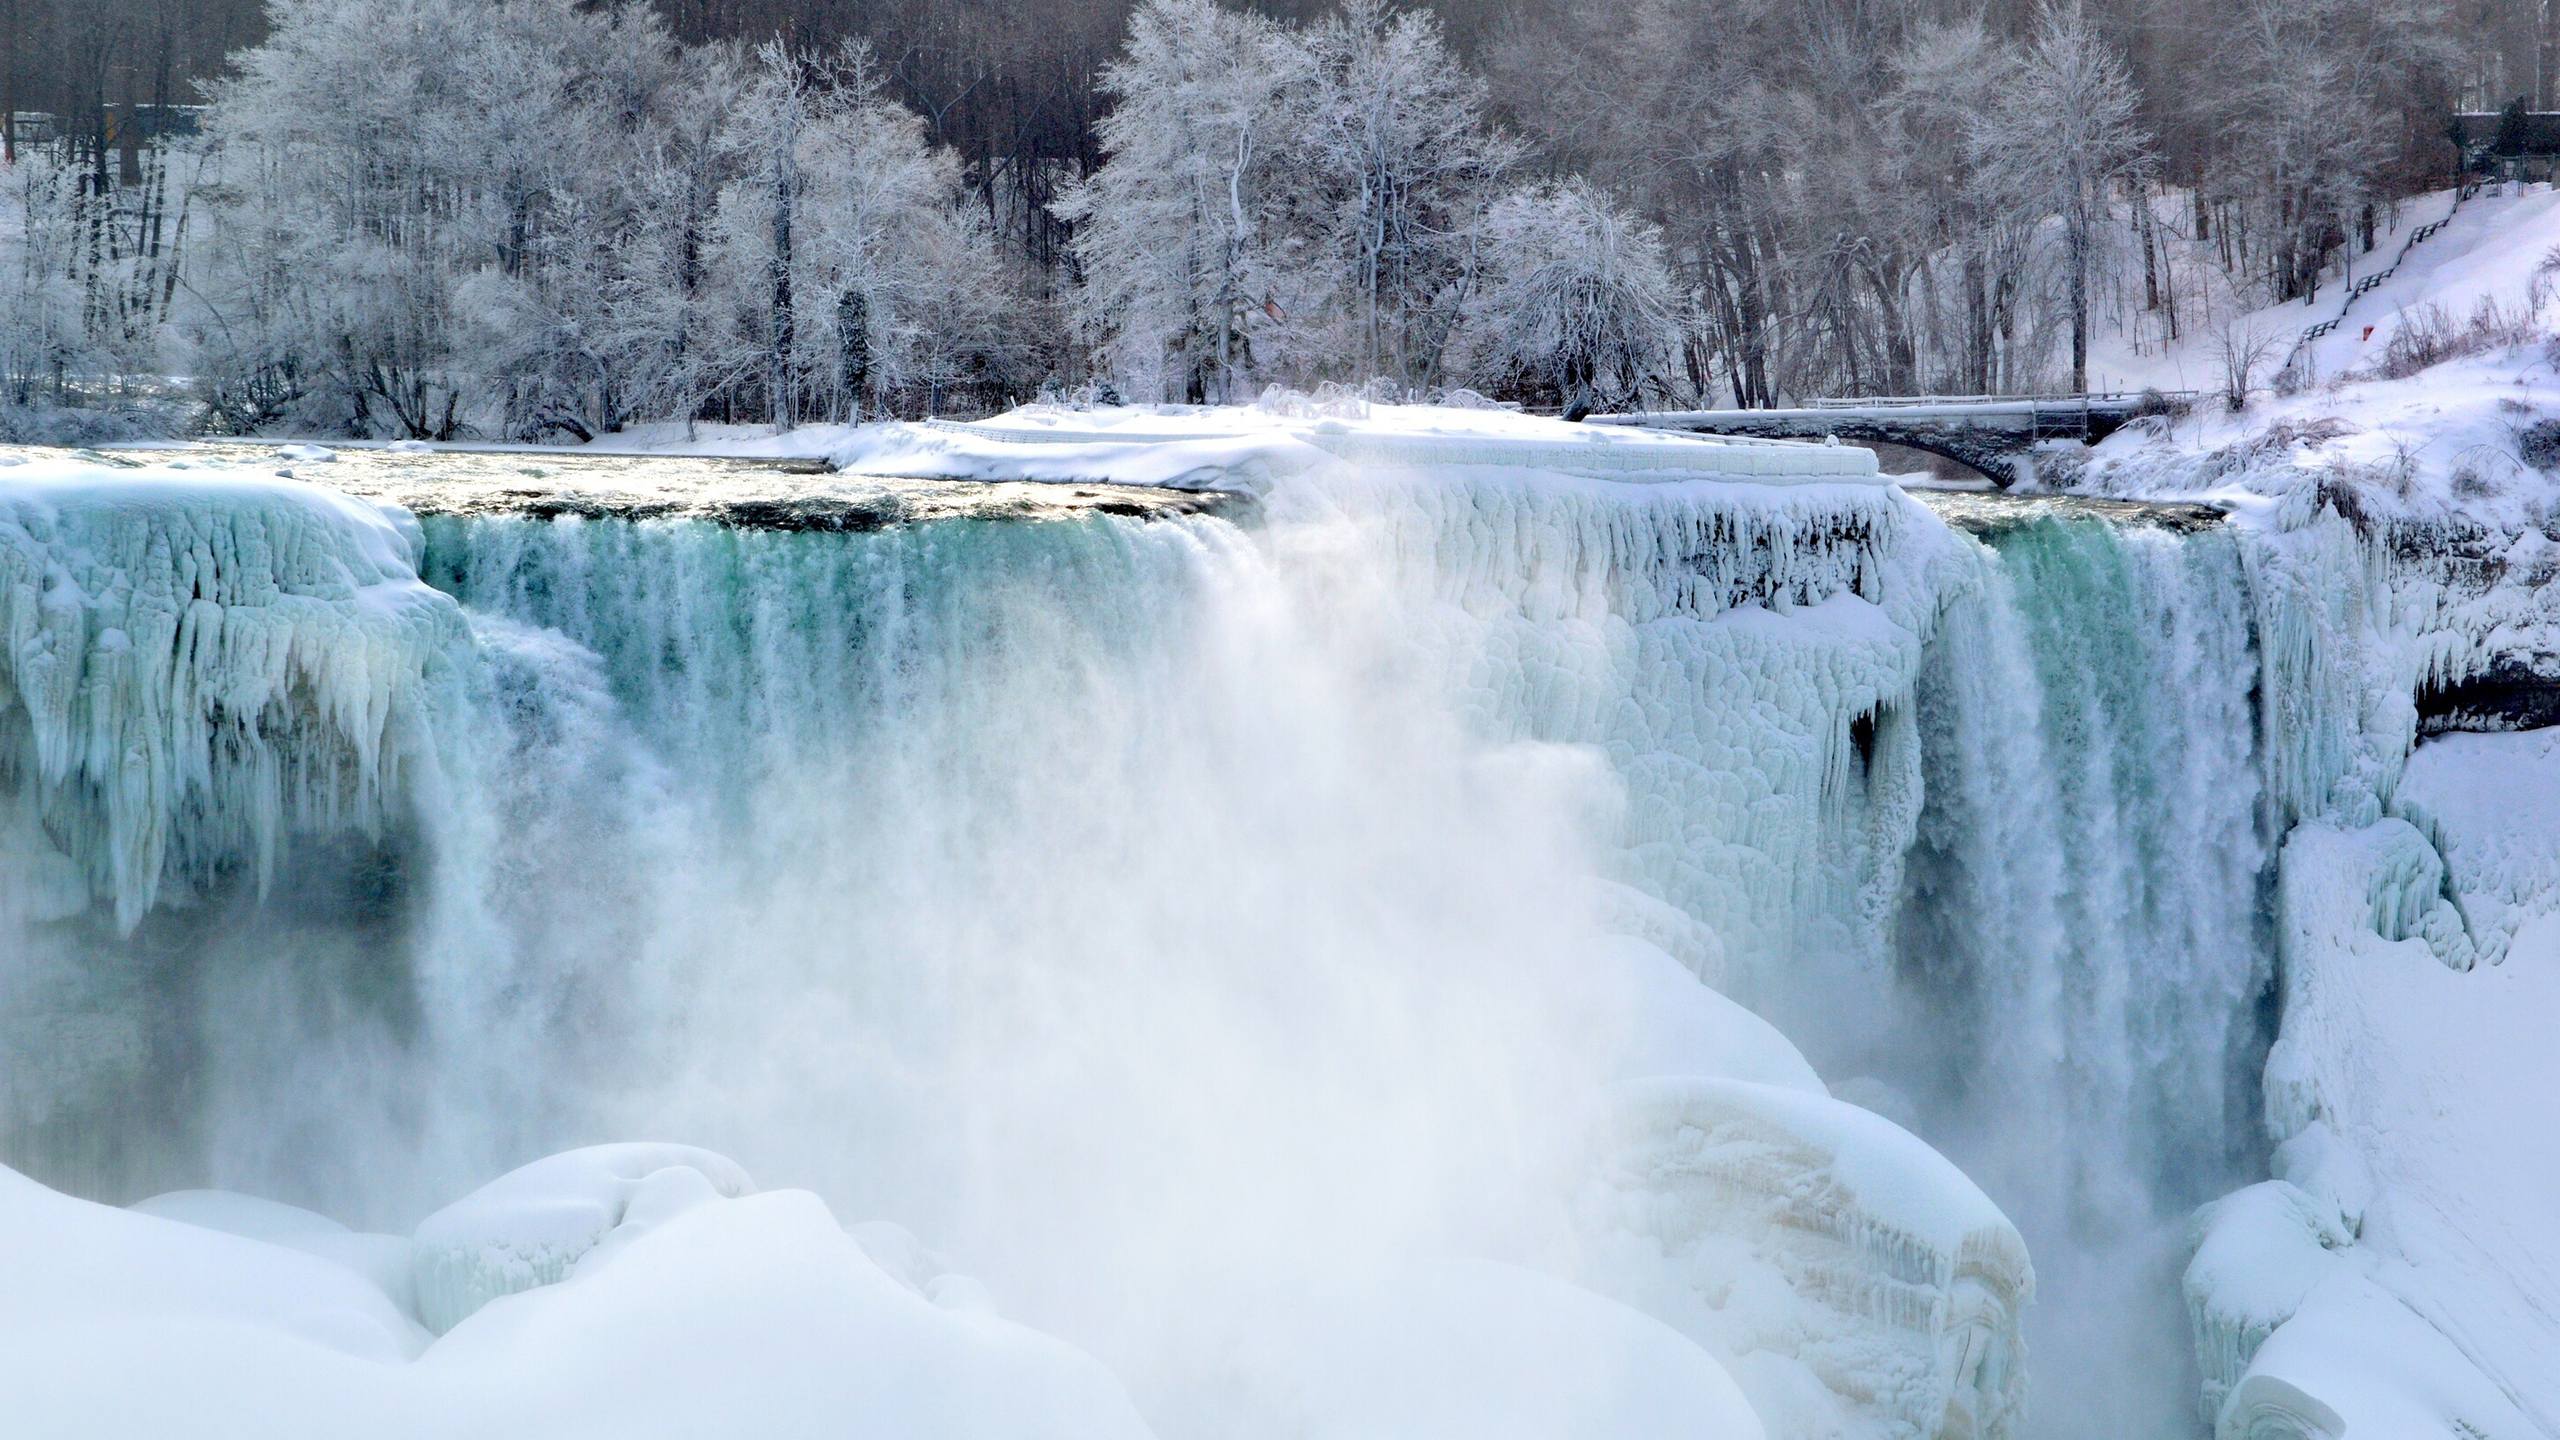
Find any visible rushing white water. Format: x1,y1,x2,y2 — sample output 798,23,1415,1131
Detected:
1875,513,2273,1439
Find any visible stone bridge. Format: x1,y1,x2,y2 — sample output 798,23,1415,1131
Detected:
1587,393,2195,488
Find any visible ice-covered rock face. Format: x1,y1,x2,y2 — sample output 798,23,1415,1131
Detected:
2167,469,2560,1438
0,459,467,931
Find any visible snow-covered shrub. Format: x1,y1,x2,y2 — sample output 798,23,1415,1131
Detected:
2373,297,2544,381
2513,417,2560,471
1450,180,1680,417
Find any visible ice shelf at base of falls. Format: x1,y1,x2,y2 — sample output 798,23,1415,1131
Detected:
0,455,469,930
0,1151,1162,1440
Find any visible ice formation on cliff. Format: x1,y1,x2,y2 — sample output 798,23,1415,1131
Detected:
0,458,465,930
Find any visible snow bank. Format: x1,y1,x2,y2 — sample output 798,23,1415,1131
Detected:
0,454,467,929
0,1165,427,1367
817,399,1886,491
2188,793,2560,1436
0,1158,1157,1440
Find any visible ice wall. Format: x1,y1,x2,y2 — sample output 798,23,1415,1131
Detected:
0,461,465,929
1243,465,2035,1437
0,458,511,1202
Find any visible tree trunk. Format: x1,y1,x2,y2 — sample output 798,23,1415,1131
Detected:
2069,211,2089,394
769,145,796,430
837,288,869,420
1,0,18,167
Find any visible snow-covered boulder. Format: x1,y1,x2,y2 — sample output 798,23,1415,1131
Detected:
410,1142,754,1333
1580,1076,2033,1440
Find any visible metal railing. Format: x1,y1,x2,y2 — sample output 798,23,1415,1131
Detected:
2279,180,2487,378
1797,389,2188,410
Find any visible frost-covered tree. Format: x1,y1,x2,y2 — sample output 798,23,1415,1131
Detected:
2195,0,2462,304
1454,180,1679,417
1971,0,2154,394
185,0,1011,436
190,0,672,436
1057,0,1310,403
709,40,1024,426
0,155,106,434
602,44,747,438
1299,0,1514,388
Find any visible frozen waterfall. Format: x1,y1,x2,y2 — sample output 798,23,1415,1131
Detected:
0,435,2342,1440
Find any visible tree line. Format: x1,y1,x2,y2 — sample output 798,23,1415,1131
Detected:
0,0,2522,439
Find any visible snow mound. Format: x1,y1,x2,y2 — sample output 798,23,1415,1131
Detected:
133,1189,420,1320
410,1142,755,1333
0,1162,1156,1440
1582,1076,2032,1440
0,456,466,929
416,1188,1156,1440
0,1165,426,1366
1252,1259,1767,1440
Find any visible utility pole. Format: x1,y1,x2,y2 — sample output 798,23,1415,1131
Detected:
2544,0,2557,110
1,0,20,166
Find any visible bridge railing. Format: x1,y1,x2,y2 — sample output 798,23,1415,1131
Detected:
1796,390,2191,410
